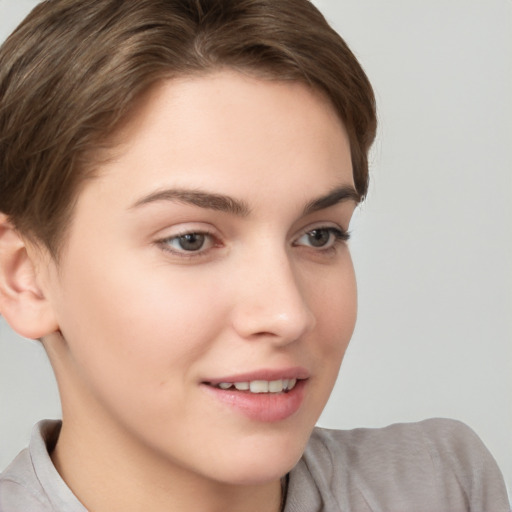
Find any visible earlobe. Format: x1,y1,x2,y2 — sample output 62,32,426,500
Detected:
0,214,59,339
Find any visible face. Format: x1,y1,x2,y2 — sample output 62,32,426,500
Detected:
42,71,358,486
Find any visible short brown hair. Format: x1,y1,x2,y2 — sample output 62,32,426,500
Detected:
0,0,376,257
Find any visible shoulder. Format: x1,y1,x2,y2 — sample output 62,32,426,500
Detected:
0,448,53,512
309,418,502,476
0,420,85,512
291,418,509,512
308,417,491,465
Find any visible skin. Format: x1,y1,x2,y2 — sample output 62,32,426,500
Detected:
4,71,359,512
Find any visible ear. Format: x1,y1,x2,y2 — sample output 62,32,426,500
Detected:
0,214,59,339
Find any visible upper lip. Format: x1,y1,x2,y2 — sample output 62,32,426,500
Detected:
204,367,310,385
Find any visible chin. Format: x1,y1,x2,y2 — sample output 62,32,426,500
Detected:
201,423,314,485
212,455,300,486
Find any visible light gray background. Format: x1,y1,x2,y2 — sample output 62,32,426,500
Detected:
1,0,511,494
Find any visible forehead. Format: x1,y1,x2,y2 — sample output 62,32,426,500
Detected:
116,71,345,145
74,71,354,218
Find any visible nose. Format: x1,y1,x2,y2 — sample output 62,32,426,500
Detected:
230,249,316,345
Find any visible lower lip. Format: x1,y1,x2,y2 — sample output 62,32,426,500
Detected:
202,379,307,422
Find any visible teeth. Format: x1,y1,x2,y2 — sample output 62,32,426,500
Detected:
215,379,298,393
250,380,269,393
268,379,283,392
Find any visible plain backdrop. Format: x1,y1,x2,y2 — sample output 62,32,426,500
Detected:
1,0,511,494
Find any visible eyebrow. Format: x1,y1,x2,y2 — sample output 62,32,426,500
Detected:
130,184,360,216
130,188,250,216
302,185,361,215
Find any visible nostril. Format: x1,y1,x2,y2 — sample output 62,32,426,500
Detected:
231,305,315,344
229,259,316,342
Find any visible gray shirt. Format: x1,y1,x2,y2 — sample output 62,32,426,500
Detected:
0,418,509,511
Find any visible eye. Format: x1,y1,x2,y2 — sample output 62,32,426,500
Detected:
160,231,215,254
294,227,349,249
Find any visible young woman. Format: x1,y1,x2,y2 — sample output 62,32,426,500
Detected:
0,1,508,511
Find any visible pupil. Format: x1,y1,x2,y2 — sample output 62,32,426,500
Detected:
308,229,329,247
178,233,205,251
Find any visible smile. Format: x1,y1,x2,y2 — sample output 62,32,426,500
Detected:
203,376,307,422
213,378,298,393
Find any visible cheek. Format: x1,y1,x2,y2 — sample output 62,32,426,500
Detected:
310,255,357,389
297,255,356,423
310,254,357,348
53,251,226,402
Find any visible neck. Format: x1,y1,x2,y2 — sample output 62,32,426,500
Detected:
51,415,284,512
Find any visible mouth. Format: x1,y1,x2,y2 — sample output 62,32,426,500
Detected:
201,369,308,422
207,378,298,394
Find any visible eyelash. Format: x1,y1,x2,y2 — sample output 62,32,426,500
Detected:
156,229,219,260
293,227,350,253
156,226,350,260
